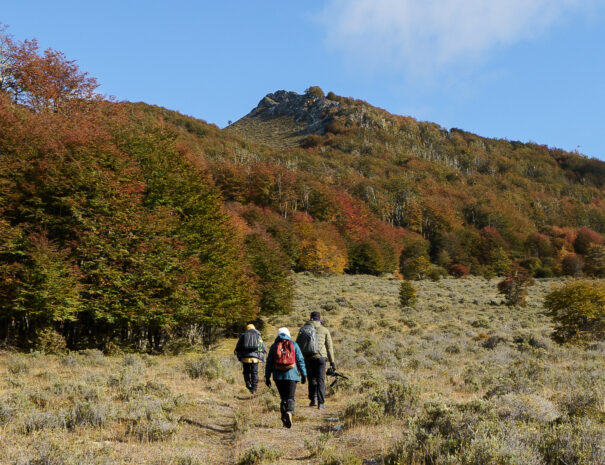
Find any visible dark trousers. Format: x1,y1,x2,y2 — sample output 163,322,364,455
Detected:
306,357,327,405
274,379,297,413
242,362,259,392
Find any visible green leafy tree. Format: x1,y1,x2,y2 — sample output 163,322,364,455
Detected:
399,281,417,307
399,236,431,280
348,239,386,275
244,232,293,315
544,280,605,344
584,244,605,277
13,234,80,330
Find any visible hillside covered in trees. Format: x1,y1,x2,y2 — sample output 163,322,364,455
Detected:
1,30,605,351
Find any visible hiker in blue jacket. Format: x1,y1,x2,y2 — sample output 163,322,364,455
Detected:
265,327,307,428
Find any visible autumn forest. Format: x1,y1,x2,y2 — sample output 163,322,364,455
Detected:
1,29,605,352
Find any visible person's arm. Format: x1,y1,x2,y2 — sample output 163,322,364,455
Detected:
325,329,335,366
294,342,307,378
234,335,242,356
265,344,274,380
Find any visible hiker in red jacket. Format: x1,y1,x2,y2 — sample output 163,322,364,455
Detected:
265,327,307,428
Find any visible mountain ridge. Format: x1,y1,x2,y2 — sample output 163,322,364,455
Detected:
225,87,605,188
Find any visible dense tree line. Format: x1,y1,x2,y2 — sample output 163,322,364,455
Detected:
0,28,290,351
2,29,605,351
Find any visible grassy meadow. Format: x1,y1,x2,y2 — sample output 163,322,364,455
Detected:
1,274,603,465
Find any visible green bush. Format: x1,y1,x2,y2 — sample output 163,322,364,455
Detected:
306,86,325,99
544,280,605,344
399,281,417,308
36,329,68,354
427,266,446,281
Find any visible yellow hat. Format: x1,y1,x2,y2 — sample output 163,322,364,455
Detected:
246,323,255,330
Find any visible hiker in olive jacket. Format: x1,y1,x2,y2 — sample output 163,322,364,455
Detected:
297,311,335,409
234,324,266,394
265,327,307,428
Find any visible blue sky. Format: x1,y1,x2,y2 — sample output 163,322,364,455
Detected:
3,1,605,160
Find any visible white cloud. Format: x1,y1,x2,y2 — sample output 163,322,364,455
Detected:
319,0,597,73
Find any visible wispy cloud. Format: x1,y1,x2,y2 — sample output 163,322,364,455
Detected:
319,0,597,74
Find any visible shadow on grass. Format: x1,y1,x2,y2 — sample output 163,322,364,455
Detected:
179,417,231,434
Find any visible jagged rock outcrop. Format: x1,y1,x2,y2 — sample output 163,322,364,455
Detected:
247,89,340,134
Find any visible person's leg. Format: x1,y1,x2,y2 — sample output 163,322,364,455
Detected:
307,358,319,405
274,380,289,426
316,358,327,408
250,363,258,393
285,380,297,413
242,363,252,391
283,380,297,428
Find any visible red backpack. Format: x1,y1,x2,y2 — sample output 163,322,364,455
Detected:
274,339,296,371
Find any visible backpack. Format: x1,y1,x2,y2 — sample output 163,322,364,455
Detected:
297,323,319,356
274,339,296,371
241,330,260,352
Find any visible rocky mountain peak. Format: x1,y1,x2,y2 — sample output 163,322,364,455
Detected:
247,89,340,133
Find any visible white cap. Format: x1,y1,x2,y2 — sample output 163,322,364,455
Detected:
277,327,291,338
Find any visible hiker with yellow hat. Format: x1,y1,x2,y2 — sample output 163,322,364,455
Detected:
234,323,266,394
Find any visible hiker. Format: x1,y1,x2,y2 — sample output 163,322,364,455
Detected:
296,311,335,410
234,323,266,394
265,327,307,428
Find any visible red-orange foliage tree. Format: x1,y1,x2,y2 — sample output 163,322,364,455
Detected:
573,227,603,255
1,28,99,113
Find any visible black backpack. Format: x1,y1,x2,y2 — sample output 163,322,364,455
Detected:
241,330,260,352
297,323,319,356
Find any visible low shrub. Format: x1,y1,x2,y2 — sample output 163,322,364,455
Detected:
184,355,225,380
20,410,69,433
7,355,30,375
67,400,114,428
539,418,605,465
0,398,15,425
232,407,252,439
35,329,67,354
495,393,560,423
342,379,418,427
131,418,178,442
79,348,106,365
237,444,281,465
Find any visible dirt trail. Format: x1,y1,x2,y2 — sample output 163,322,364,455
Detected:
230,385,344,464
184,363,346,464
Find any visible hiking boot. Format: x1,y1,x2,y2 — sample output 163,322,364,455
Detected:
318,403,326,410
309,398,317,407
283,411,292,428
